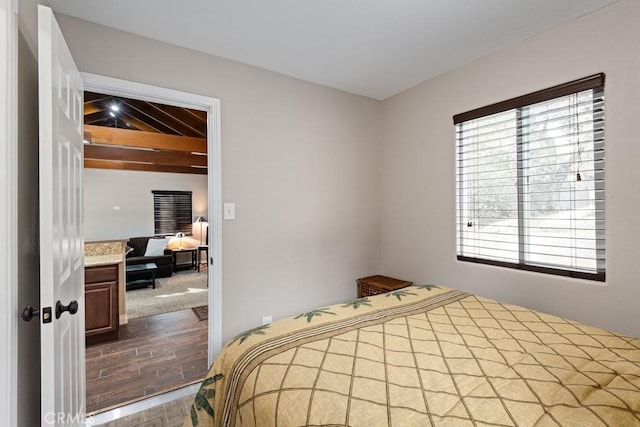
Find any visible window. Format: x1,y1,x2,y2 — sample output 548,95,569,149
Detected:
454,74,605,281
152,190,193,235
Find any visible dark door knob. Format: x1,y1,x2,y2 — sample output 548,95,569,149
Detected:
55,300,79,319
21,306,40,322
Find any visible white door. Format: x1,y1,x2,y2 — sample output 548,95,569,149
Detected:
38,5,85,426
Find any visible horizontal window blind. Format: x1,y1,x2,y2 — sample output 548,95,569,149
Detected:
152,190,193,236
455,74,605,281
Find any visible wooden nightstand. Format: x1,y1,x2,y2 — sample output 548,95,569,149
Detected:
357,275,413,298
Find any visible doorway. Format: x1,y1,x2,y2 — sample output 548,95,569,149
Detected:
81,74,222,415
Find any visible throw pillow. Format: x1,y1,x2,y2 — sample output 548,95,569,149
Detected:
144,238,168,256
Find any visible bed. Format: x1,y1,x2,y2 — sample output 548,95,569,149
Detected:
185,285,640,426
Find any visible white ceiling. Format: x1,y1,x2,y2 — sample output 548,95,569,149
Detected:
49,0,620,100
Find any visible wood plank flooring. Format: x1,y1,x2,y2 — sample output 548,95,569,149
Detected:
86,308,208,414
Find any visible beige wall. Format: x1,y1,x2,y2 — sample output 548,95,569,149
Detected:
55,14,382,341
84,169,208,241
380,0,640,337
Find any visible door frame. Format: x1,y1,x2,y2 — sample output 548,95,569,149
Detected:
81,73,223,364
0,0,18,424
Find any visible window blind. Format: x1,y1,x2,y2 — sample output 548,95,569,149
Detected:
454,74,605,281
152,190,193,236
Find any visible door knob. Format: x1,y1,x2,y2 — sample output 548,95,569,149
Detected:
21,306,53,323
21,306,40,322
55,300,79,319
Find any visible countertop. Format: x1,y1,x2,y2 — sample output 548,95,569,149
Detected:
85,254,124,267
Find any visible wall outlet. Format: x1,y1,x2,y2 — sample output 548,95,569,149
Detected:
262,316,272,325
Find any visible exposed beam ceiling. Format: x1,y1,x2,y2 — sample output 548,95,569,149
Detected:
83,92,207,175
83,91,206,138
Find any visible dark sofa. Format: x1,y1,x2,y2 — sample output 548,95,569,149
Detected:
126,236,173,278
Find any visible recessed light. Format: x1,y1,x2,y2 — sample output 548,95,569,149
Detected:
109,112,116,117
110,104,119,112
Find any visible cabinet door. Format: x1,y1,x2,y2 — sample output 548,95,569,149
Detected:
85,264,119,339
85,282,117,335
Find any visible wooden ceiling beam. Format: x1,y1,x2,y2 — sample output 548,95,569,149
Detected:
83,111,111,125
119,99,186,135
83,104,102,115
84,110,156,133
117,112,162,133
84,91,114,104
84,125,207,153
140,101,206,138
90,119,115,128
84,144,207,167
190,109,207,121
84,159,207,175
83,96,163,133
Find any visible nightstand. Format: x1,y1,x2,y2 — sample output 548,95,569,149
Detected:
357,275,413,298
170,248,197,272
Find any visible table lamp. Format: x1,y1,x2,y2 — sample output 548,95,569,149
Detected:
175,232,186,249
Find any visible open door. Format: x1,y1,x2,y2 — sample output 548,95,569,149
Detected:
38,5,86,425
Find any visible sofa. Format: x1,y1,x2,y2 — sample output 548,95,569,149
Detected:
126,236,173,278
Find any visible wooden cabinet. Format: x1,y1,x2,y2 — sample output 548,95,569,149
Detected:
85,264,119,344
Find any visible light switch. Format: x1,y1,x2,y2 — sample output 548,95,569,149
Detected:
223,203,236,220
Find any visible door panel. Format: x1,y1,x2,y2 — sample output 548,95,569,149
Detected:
38,5,85,425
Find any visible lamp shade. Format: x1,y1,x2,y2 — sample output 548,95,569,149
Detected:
194,216,207,223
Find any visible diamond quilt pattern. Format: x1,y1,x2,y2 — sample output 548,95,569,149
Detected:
187,287,640,427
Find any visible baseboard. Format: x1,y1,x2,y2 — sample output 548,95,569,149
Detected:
120,313,128,325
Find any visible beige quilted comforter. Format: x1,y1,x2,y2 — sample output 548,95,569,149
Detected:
185,286,640,426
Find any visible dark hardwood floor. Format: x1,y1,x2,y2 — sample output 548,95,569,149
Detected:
86,308,208,414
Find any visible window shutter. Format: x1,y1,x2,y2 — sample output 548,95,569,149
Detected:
455,74,605,281
152,190,193,235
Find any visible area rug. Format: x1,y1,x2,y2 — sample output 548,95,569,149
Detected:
192,305,208,321
126,270,208,320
